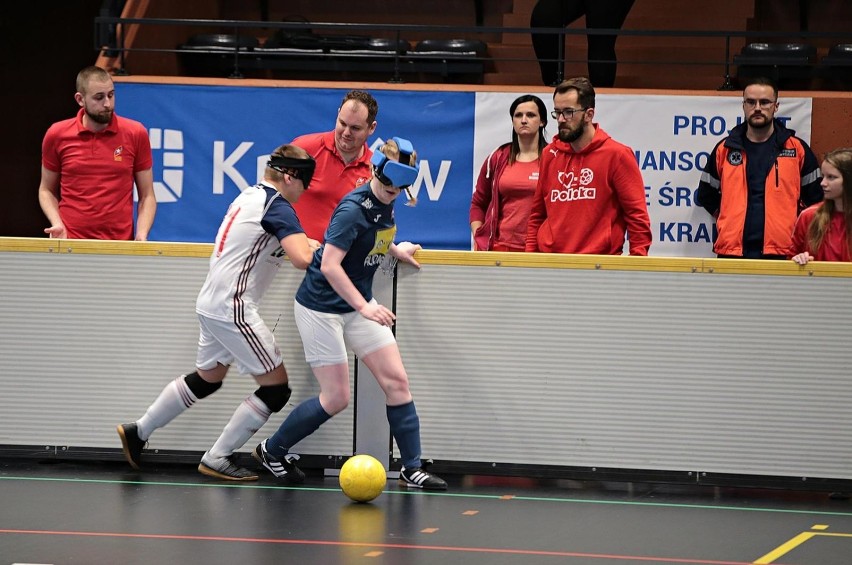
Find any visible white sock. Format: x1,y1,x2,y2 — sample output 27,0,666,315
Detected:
207,394,271,459
136,376,197,441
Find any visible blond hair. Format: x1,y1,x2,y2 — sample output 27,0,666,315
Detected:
377,139,418,206
76,66,112,95
807,148,852,255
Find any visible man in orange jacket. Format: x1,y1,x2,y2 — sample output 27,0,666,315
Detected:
696,77,822,259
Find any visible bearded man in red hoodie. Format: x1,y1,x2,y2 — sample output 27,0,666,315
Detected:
525,77,651,255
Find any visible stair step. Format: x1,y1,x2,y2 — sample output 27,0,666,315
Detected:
483,45,731,89
483,71,541,86
483,67,729,90
617,70,729,90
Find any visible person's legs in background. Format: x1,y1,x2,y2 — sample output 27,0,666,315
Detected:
584,0,636,87
530,0,586,86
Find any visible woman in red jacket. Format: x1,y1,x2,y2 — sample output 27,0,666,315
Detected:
790,147,852,264
470,95,548,251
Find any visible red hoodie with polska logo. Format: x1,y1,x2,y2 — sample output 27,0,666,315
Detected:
525,124,651,255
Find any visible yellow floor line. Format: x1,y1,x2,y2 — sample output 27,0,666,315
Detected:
753,525,852,563
753,531,818,564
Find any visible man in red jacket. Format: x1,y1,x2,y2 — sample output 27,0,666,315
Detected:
525,77,651,255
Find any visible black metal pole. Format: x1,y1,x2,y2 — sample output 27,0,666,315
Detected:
115,23,127,75
718,34,735,90
389,30,404,83
230,26,244,79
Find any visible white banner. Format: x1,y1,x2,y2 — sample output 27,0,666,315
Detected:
474,91,813,257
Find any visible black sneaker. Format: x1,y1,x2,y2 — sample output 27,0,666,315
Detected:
116,423,146,470
399,466,448,490
252,440,305,483
198,452,258,481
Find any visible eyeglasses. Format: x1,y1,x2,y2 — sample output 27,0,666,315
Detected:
743,98,776,109
551,107,587,120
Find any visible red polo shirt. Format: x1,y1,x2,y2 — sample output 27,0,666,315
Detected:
291,130,373,241
42,109,153,240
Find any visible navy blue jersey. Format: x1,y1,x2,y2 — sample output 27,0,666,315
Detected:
296,184,397,313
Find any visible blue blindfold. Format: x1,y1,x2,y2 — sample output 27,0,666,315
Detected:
371,137,419,188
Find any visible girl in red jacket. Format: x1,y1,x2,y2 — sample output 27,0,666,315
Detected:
790,147,852,264
470,95,548,251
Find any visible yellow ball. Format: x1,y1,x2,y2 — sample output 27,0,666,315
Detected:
339,454,387,503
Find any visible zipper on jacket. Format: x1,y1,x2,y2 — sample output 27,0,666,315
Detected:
774,161,779,187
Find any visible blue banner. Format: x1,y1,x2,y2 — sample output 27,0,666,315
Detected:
118,83,475,249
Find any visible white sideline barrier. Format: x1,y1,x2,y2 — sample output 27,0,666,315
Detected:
1,238,851,485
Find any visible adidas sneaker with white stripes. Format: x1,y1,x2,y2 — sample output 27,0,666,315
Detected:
253,439,305,483
398,466,448,490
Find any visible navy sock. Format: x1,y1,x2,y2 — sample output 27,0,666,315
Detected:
387,401,422,470
266,396,331,458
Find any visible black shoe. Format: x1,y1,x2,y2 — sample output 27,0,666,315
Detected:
116,423,146,470
198,452,258,481
399,466,448,490
252,440,305,483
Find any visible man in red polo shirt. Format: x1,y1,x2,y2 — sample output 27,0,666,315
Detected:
292,90,377,241
38,66,156,240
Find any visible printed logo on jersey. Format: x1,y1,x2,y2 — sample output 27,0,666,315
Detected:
364,226,397,267
114,146,124,161
779,148,797,158
727,150,743,166
148,128,184,203
360,195,386,223
551,168,596,202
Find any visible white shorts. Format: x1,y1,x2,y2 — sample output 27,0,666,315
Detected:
195,313,282,377
294,300,396,367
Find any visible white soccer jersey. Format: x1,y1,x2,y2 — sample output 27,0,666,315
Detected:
196,182,305,321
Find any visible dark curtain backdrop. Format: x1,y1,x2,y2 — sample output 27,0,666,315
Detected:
0,1,103,237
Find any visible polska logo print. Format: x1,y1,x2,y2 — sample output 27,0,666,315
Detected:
552,167,596,202
557,170,576,189
727,150,743,166
557,168,594,189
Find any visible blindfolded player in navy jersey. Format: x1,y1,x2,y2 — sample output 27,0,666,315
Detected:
253,137,448,490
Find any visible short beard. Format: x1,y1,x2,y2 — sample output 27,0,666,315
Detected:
86,108,112,125
558,125,583,143
747,114,772,131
